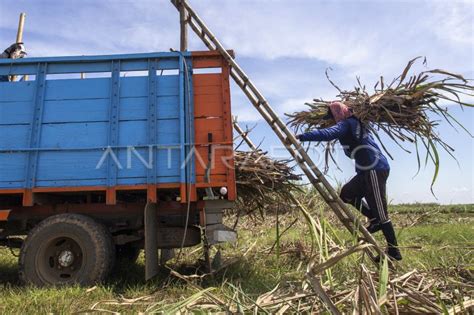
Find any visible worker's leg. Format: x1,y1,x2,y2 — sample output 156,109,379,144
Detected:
364,170,401,260
340,173,372,219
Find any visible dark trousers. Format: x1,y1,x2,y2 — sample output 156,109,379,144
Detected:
340,170,398,248
340,169,390,224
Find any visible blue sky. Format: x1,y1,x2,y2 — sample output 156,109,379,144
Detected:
0,0,473,204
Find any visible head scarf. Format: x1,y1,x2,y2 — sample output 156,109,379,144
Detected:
329,101,352,123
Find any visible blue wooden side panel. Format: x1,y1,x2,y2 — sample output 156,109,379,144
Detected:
0,52,194,189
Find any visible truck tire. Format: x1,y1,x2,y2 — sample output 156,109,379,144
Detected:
19,214,115,286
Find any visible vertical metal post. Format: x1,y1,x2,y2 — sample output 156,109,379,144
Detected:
23,63,47,206
179,0,188,51
178,55,186,199
106,61,121,205
147,59,158,203
184,55,194,187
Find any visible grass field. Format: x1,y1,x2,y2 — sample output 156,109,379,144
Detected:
0,203,472,313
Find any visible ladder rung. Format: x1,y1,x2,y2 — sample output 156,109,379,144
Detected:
295,156,305,163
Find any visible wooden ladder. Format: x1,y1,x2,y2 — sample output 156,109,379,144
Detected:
171,0,387,262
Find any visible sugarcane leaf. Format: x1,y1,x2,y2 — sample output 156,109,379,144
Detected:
442,110,473,137
436,94,474,107
325,67,342,93
413,135,421,178
378,256,389,305
397,56,423,88
426,69,467,83
428,139,440,192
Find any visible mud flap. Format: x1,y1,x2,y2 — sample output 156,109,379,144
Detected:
144,202,159,281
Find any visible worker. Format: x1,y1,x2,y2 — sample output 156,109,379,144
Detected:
295,101,402,261
0,42,27,82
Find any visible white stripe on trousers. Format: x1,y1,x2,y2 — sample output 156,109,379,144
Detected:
372,171,386,222
370,170,387,223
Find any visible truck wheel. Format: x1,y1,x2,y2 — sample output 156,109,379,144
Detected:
19,214,115,286
115,244,141,265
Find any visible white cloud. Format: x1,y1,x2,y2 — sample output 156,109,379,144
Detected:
451,186,470,193
428,0,474,46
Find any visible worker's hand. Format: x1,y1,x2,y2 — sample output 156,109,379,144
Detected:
4,43,27,59
295,134,303,141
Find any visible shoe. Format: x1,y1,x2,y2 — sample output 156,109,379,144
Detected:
366,221,382,234
387,246,402,261
374,247,402,263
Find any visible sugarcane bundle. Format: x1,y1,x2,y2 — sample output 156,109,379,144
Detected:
286,57,473,186
234,150,301,213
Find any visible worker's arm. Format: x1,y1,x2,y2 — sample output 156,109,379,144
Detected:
297,120,349,142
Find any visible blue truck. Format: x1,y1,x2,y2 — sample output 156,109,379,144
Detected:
0,50,237,285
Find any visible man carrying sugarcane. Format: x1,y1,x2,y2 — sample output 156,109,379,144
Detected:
296,101,402,261
0,42,27,82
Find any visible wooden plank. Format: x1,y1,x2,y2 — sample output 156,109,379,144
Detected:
0,125,29,148
0,153,27,182
36,151,106,181
0,101,33,125
39,122,108,148
0,81,35,102
191,57,221,69
194,95,223,117
194,85,222,96
193,74,221,87
195,147,230,175
43,99,109,123
45,78,111,100
41,95,178,125
194,118,224,142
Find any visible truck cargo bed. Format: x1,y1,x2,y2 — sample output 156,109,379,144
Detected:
0,51,235,207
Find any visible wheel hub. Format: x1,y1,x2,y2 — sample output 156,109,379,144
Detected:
37,236,83,284
57,250,75,267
